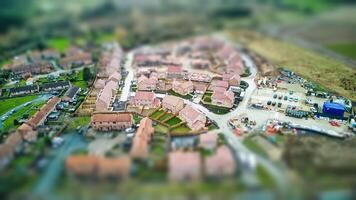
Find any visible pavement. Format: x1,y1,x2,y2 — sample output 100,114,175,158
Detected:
119,52,134,102
33,133,87,196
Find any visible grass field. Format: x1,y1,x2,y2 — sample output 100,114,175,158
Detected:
46,38,71,52
67,116,91,131
165,117,182,126
158,113,173,121
0,95,39,116
243,136,268,158
150,110,164,119
228,29,356,101
171,124,191,134
326,43,356,59
154,124,169,134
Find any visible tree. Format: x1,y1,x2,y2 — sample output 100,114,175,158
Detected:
83,67,93,81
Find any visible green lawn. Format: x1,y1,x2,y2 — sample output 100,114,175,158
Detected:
46,38,71,52
208,123,218,130
165,117,182,126
0,95,39,116
67,116,91,131
326,43,356,59
171,124,191,134
150,110,164,119
1,100,45,133
158,113,173,121
133,114,143,124
168,90,193,100
154,124,169,134
201,103,231,115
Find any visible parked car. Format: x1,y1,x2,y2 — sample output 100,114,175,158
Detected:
273,94,278,99
267,101,272,105
284,96,288,101
277,102,282,108
272,102,276,106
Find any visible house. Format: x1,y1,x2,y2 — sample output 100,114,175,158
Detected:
211,90,235,108
131,91,160,108
9,85,39,96
191,59,210,69
179,105,206,131
66,155,131,179
42,49,60,60
162,95,184,113
95,80,118,111
94,79,106,89
222,73,240,86
135,54,161,67
194,83,207,94
227,53,244,74
0,144,14,169
10,62,54,76
60,53,92,69
130,117,154,159
91,112,133,131
172,80,194,96
205,145,236,177
28,50,42,62
66,155,98,177
208,80,229,92
41,81,71,92
97,156,131,179
26,96,60,129
185,72,212,83
137,75,157,91
108,71,121,82
167,66,183,79
199,132,218,150
17,123,37,142
169,151,201,182
62,86,81,103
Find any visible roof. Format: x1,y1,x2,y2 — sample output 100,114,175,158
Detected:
9,85,39,93
108,72,121,82
179,105,205,122
26,97,60,128
212,90,234,102
211,80,229,89
163,95,184,107
41,81,70,90
167,66,182,73
65,86,80,99
134,91,155,101
323,102,345,110
91,113,132,123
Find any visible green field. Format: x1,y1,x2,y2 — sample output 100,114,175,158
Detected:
67,116,91,131
154,124,169,134
165,117,182,126
150,110,164,119
158,113,173,121
243,136,268,158
171,124,191,134
0,95,39,116
229,29,356,101
46,38,71,52
326,43,356,59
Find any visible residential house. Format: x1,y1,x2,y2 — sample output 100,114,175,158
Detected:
108,72,121,82
179,105,206,131
185,72,212,83
9,85,39,96
227,53,244,74
42,49,60,60
169,151,201,182
17,123,38,142
162,95,184,113
11,62,54,76
130,117,154,159
193,83,207,94
97,156,131,179
167,66,183,79
62,86,81,103
95,80,117,111
135,54,161,67
137,75,157,91
172,80,194,96
191,59,210,69
91,112,133,131
211,90,235,108
26,96,60,129
41,81,71,92
66,155,98,177
222,73,240,86
60,53,92,69
66,155,131,179
205,145,236,177
94,79,106,89
199,132,218,150
131,91,160,108
208,80,229,92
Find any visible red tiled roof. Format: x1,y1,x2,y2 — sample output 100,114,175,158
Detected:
91,113,132,123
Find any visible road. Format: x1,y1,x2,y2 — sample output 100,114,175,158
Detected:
183,52,291,197
119,52,134,102
0,94,53,130
33,133,87,196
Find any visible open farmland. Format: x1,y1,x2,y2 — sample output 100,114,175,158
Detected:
228,29,356,101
